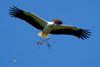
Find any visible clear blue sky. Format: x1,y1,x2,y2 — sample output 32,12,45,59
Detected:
0,0,100,67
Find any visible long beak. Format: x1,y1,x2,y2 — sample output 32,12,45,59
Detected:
53,23,56,26
53,23,56,25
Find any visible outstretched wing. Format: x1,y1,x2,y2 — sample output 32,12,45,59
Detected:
9,6,47,30
50,25,91,40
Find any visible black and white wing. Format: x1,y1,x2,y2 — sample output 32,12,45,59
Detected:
9,6,47,30
50,25,91,40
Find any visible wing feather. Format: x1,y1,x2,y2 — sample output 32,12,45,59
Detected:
50,25,91,40
9,6,47,30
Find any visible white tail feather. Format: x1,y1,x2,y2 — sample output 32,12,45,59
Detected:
38,32,49,38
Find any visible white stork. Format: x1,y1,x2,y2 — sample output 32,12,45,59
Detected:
9,6,91,47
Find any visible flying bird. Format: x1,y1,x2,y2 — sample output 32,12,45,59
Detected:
9,6,91,47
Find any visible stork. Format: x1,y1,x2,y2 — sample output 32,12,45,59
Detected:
9,6,91,47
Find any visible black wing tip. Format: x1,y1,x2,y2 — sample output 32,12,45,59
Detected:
77,29,91,40
9,6,23,17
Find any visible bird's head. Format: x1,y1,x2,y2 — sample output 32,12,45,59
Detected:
53,19,63,25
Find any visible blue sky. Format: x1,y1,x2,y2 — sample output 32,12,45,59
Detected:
0,0,100,67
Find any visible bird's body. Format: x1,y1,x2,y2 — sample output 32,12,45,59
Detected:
9,6,91,47
38,22,56,38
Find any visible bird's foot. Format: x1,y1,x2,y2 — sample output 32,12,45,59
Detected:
47,43,51,49
36,41,43,46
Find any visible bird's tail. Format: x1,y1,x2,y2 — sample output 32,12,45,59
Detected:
38,32,49,38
